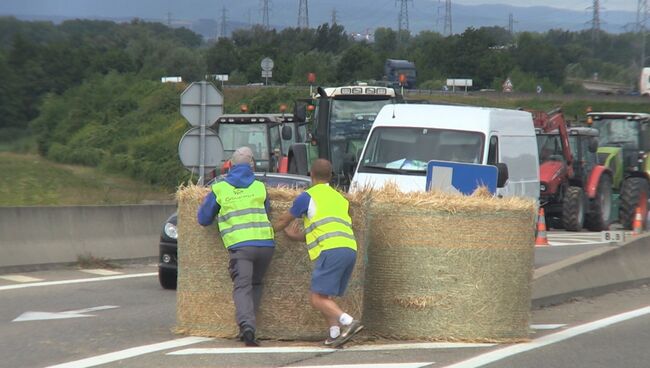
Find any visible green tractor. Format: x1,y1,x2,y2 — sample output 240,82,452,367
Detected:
587,112,650,229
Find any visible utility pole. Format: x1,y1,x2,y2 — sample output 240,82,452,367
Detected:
331,8,338,25
166,12,172,27
396,0,412,33
298,0,309,29
247,8,252,28
261,0,271,29
588,0,601,44
220,6,228,38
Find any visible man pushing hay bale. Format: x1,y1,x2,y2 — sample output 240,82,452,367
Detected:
175,167,367,342
362,184,537,342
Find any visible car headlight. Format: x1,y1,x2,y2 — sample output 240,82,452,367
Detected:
164,223,178,240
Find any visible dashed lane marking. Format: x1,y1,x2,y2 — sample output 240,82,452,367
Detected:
79,269,123,276
0,275,44,283
0,272,156,291
530,324,566,330
168,342,495,355
441,305,650,368
44,337,213,368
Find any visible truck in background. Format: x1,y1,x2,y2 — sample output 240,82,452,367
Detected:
640,67,650,96
287,85,400,188
384,59,416,89
350,104,540,200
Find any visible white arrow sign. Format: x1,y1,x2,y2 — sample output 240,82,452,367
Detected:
12,305,119,322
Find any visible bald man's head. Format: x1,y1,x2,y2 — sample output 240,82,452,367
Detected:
310,159,332,183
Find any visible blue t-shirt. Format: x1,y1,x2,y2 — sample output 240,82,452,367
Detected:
290,192,312,219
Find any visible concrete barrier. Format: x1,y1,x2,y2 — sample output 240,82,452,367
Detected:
532,233,650,308
0,204,176,269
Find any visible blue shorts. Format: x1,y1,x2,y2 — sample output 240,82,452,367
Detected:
311,247,357,297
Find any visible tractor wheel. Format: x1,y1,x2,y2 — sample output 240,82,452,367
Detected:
562,186,585,231
585,174,613,231
619,177,649,230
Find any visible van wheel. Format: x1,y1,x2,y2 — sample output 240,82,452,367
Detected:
562,186,585,231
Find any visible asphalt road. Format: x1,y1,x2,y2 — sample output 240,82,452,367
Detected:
1,233,647,368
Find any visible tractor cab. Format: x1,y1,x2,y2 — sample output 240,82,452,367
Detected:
215,114,284,173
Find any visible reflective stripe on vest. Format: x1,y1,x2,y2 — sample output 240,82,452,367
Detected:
213,180,274,248
303,184,357,261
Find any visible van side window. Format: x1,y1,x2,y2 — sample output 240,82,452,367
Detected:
487,136,498,165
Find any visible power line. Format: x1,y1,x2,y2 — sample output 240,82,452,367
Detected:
637,0,647,32
508,13,517,35
220,6,228,38
588,0,601,43
637,0,648,67
396,0,413,33
436,0,452,36
298,0,309,29
261,0,271,29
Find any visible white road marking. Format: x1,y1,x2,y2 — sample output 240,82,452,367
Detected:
45,336,212,368
0,275,44,283
169,342,494,355
530,324,566,330
79,269,122,276
0,272,156,291
13,305,119,322
284,364,433,368
441,305,650,368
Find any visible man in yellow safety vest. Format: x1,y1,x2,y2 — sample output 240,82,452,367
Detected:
273,159,363,347
197,146,274,347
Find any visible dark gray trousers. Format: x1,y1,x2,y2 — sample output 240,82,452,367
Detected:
228,246,274,331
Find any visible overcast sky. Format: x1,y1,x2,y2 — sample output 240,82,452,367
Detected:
455,0,635,11
0,0,640,15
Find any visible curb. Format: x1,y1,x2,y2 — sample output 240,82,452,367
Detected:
532,233,650,308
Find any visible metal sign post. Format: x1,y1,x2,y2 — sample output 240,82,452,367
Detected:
261,57,274,86
180,81,224,184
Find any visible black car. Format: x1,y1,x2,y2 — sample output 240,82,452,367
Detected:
159,172,311,289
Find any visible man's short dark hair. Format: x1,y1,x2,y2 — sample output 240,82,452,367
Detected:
311,159,332,182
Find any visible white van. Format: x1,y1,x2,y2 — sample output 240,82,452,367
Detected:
351,104,540,200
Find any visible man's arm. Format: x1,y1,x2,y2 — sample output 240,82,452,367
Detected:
273,211,295,232
197,192,220,226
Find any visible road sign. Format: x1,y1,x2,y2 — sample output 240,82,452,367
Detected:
180,81,224,127
178,127,225,175
261,70,272,78
601,230,625,244
426,160,498,195
260,57,274,71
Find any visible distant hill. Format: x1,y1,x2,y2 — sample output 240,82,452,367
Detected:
0,0,637,38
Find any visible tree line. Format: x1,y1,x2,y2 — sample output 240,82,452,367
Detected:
0,16,646,188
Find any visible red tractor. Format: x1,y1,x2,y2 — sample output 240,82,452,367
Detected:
533,108,613,231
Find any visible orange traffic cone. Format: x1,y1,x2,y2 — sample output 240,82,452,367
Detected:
535,208,550,246
632,207,643,236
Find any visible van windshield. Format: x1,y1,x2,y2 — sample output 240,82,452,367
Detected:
358,127,484,173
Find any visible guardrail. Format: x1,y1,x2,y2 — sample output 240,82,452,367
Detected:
0,204,176,270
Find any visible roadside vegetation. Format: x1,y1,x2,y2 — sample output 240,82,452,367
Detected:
0,16,648,197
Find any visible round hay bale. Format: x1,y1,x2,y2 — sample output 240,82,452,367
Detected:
175,185,367,340
362,185,536,342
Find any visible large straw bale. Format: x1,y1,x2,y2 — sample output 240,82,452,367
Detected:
362,184,536,342
175,185,367,340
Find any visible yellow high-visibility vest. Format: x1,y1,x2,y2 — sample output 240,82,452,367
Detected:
303,184,356,261
213,180,274,248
